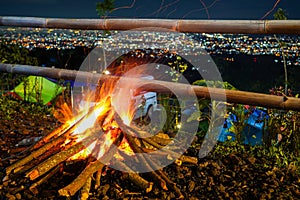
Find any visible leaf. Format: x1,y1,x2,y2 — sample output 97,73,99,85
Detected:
96,0,115,17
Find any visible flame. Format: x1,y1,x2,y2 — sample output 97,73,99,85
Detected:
68,140,97,160
97,129,116,159
112,139,135,160
54,82,135,162
118,138,135,156
72,101,109,136
53,57,151,162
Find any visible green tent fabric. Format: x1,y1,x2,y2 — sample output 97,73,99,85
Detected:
12,76,64,105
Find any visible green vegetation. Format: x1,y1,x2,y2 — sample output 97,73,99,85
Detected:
0,95,53,121
96,0,115,18
0,41,38,65
274,8,289,94
274,8,288,20
0,41,38,92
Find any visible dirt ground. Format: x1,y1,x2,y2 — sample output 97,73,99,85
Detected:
0,98,300,200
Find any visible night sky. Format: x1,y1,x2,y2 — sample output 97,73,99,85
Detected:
0,0,299,20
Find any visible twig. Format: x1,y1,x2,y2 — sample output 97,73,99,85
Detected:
59,130,123,196
157,169,184,198
122,173,153,193
29,164,62,195
94,167,104,189
58,160,104,197
79,176,92,200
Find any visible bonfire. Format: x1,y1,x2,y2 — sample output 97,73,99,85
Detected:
2,49,199,199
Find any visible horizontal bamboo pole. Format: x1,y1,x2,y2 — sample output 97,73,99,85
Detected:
1,16,300,34
1,63,300,111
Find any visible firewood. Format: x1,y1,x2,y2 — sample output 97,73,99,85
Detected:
13,144,62,175
124,123,194,167
6,108,101,176
119,132,168,190
127,123,199,167
142,148,198,165
31,123,72,150
58,130,123,197
157,169,184,199
29,164,61,195
32,104,109,151
113,161,153,193
5,131,70,175
94,167,104,189
130,124,172,146
79,176,92,200
26,133,99,181
115,112,194,198
149,171,168,190
58,160,104,197
178,155,198,165
149,134,172,146
114,114,156,170
122,173,153,193
3,88,198,199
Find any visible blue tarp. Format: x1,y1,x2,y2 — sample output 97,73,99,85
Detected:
218,108,269,145
218,113,237,142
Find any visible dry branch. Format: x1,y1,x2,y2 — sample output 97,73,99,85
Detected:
6,106,108,176
29,165,61,195
94,167,104,189
113,161,154,193
157,169,184,199
6,130,70,175
58,160,104,197
26,133,99,180
125,123,198,166
58,130,123,197
1,16,300,34
122,173,153,193
80,176,92,200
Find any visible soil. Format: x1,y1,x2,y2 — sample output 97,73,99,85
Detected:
0,99,300,200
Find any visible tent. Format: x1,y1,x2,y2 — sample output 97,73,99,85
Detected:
12,76,64,105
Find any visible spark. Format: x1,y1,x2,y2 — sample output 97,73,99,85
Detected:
260,0,281,19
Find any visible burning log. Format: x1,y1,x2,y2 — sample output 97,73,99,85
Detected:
26,132,99,181
5,108,195,198
5,106,97,176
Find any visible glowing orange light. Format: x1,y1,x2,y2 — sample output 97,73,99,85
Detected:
53,61,141,162
68,140,97,161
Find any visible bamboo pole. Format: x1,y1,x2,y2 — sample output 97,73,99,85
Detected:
1,63,300,111
1,16,300,34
